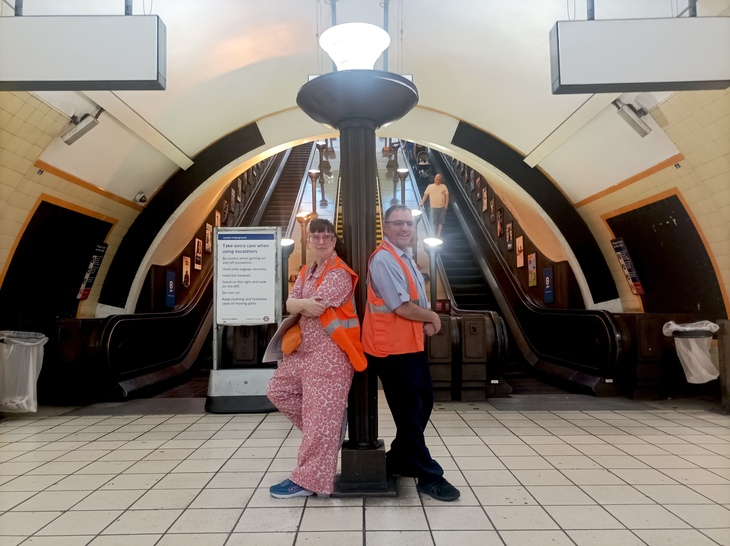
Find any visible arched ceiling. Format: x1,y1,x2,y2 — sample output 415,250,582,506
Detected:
10,0,730,204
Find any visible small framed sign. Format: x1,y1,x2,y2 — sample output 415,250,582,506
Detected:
543,266,554,303
182,256,191,289
528,253,537,287
194,238,203,270
516,236,525,267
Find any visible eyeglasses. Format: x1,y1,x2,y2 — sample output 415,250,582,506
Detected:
385,220,415,228
308,234,336,243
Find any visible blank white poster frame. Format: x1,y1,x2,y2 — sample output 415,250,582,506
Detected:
207,227,281,413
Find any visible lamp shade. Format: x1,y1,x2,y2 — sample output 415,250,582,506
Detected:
423,237,443,249
319,22,390,70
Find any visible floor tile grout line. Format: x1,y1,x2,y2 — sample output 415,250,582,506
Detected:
476,412,651,534
2,403,730,541
220,412,289,541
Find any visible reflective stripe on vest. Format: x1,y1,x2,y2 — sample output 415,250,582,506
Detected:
324,316,361,334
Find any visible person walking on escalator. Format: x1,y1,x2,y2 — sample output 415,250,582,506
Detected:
362,205,461,502
420,173,449,238
266,218,367,498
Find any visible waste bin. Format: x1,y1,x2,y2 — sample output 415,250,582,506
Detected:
663,321,719,384
0,331,48,413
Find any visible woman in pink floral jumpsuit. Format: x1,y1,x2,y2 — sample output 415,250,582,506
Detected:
267,219,357,497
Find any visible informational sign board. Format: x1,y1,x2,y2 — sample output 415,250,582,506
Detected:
611,237,645,296
77,243,108,300
208,227,281,414
214,228,280,325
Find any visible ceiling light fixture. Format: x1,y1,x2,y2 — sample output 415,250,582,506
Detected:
318,22,390,70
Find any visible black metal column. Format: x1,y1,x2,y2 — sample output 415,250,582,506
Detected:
296,69,418,495
336,119,388,492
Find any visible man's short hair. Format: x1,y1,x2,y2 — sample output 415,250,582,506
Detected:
383,204,412,222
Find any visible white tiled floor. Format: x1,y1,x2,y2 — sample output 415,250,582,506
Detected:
1,397,729,545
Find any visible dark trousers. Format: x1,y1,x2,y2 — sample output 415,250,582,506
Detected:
368,351,443,484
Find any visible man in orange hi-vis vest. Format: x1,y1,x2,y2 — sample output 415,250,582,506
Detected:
362,204,461,502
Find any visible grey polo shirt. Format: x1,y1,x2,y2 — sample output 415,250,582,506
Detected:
368,237,429,311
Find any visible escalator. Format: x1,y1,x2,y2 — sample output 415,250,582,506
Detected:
257,145,313,227
422,150,622,395
418,179,499,312
57,144,315,400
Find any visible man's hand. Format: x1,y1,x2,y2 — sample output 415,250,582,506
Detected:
423,311,442,336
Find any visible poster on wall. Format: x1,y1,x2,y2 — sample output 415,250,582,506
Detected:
482,188,488,212
182,256,191,289
215,228,278,325
215,210,221,227
528,253,537,286
489,196,495,222
165,270,176,307
516,236,524,267
610,237,645,295
543,266,554,303
205,223,213,253
222,200,229,224
475,176,481,199
506,221,514,250
496,208,504,237
194,238,203,270
236,177,243,202
76,243,108,300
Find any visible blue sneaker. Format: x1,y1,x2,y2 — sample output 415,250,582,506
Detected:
269,478,314,499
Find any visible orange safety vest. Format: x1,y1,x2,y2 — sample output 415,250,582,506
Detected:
299,256,367,372
362,241,424,357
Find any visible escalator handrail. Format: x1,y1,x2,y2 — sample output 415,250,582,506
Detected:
251,147,293,227
285,143,319,239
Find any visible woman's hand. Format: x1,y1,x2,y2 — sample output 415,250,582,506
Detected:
299,297,327,318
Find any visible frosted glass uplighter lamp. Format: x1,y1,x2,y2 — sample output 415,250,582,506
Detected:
319,22,390,70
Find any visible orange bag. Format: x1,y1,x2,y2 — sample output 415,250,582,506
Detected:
281,323,302,355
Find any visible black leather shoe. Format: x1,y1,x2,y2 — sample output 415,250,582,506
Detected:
417,478,460,502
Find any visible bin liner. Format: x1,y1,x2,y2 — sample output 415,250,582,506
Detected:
0,331,48,413
663,321,719,384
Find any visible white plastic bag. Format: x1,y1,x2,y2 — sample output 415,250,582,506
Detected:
662,321,719,337
0,331,48,413
662,321,719,385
